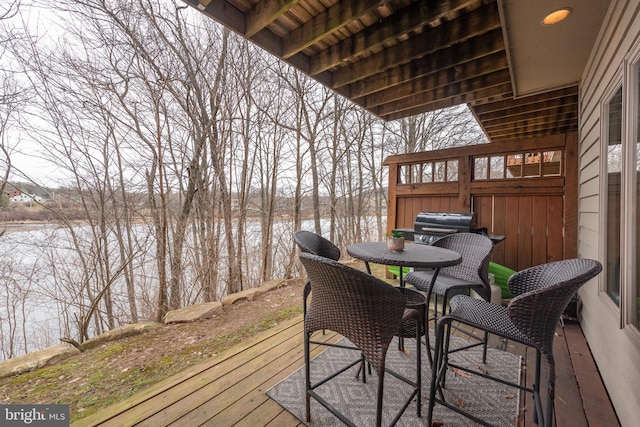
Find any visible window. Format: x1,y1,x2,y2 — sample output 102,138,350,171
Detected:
446,160,458,181
397,160,459,184
634,63,640,326
489,156,504,179
473,151,562,180
605,86,622,305
473,157,488,180
604,52,640,332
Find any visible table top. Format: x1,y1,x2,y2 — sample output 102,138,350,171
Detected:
347,241,462,269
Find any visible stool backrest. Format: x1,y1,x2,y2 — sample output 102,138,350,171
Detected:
299,252,405,375
507,258,602,363
293,230,340,261
432,232,494,299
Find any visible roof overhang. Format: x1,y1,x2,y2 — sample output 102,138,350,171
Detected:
184,0,610,142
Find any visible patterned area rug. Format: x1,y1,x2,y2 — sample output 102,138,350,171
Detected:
267,335,521,426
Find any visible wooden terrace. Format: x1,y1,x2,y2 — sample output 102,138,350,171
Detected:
73,274,618,426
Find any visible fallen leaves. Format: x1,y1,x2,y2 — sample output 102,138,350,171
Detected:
451,367,473,378
475,364,489,375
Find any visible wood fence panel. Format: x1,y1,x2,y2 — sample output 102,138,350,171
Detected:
396,197,410,228
504,195,520,270
418,196,432,213
532,196,549,266
547,196,564,262
385,133,575,272
517,197,533,270
491,196,507,265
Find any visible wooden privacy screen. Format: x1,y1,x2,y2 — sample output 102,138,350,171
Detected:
384,133,578,272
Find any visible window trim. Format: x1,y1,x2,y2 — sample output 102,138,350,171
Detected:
622,45,640,330
599,71,624,317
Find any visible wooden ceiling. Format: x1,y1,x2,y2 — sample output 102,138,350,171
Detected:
185,0,581,143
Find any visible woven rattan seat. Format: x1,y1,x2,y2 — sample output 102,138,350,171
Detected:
427,258,602,427
404,232,493,364
300,252,426,427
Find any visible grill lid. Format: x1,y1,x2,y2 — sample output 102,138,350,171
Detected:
414,212,477,234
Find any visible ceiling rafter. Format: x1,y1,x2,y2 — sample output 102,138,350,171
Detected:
282,0,389,59
480,107,578,130
374,69,512,116
375,83,511,117
331,2,501,89
362,53,509,109
344,29,505,100
186,0,597,142
245,0,301,38
308,0,475,75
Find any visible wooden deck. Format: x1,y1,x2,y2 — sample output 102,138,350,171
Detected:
73,315,618,427
517,318,619,427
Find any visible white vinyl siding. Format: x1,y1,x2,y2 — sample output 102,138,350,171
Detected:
578,1,640,425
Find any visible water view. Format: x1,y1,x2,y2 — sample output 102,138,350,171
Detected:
0,218,385,361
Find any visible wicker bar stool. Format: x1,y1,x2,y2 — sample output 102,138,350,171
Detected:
299,253,426,427
404,232,493,365
427,258,602,427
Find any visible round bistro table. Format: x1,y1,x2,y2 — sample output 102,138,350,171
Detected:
347,241,462,288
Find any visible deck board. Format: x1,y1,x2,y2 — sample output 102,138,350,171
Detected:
553,322,588,427
72,314,615,427
563,321,619,426
74,317,302,426
73,316,338,427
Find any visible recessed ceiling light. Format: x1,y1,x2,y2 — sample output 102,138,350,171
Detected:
542,8,572,26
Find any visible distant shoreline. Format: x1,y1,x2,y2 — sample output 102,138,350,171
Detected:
0,222,58,233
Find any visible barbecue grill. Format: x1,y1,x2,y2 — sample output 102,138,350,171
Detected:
413,212,478,244
392,211,484,245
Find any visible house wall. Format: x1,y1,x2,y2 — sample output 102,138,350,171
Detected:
579,1,640,425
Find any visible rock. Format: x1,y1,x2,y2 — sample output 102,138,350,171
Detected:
163,302,223,324
81,322,161,351
0,344,80,379
222,288,261,306
261,279,286,292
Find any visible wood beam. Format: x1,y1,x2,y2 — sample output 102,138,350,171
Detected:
308,0,474,75
365,64,510,112
488,125,578,142
471,87,579,113
488,119,578,135
340,29,505,100
281,0,388,59
475,95,578,121
332,1,501,88
383,133,569,165
380,84,513,121
480,107,578,129
375,70,512,116
245,0,301,38
184,0,246,34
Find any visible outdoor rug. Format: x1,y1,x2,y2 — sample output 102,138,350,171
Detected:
267,335,521,426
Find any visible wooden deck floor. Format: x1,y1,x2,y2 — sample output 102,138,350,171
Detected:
516,318,619,427
73,315,618,427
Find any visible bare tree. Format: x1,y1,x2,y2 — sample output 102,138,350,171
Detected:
0,0,25,227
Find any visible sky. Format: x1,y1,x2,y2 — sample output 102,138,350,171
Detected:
4,2,70,187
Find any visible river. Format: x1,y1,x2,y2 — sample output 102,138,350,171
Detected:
0,218,385,361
